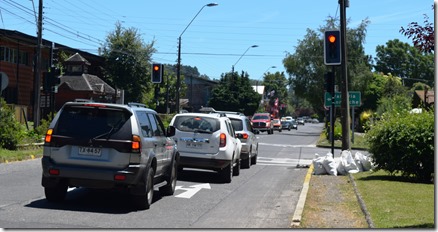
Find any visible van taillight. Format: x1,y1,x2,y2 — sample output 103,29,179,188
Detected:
45,129,53,143
220,133,226,147
132,135,141,152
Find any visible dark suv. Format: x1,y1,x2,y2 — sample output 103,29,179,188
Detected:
41,101,179,210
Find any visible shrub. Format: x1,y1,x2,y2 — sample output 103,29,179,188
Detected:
325,118,342,141
0,98,24,150
365,110,434,183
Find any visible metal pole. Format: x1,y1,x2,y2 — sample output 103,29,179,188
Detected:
176,36,181,113
339,0,350,150
33,0,43,129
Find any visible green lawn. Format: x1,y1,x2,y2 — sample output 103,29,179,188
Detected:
352,170,435,228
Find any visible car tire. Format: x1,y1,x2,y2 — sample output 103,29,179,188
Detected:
220,163,233,183
159,159,177,196
241,156,251,169
233,158,240,176
132,167,154,210
279,129,282,132
44,183,67,202
251,154,257,165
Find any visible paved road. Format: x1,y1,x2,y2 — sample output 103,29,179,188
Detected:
0,122,342,229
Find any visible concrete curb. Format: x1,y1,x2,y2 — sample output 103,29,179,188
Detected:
348,173,375,228
290,163,314,227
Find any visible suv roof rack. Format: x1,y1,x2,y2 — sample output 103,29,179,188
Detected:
212,110,245,116
127,102,147,108
74,98,94,103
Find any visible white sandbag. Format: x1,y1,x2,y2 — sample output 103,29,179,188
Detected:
354,152,372,171
322,153,337,176
338,150,360,175
312,154,327,175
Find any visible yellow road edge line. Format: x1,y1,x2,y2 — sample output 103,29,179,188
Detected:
290,163,314,228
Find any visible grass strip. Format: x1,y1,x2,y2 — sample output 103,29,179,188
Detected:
352,170,434,228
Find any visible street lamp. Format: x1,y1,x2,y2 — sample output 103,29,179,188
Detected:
264,65,276,75
231,45,258,73
176,2,218,113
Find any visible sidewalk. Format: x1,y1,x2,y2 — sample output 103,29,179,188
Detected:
291,165,371,228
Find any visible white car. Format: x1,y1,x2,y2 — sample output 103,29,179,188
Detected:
170,113,241,183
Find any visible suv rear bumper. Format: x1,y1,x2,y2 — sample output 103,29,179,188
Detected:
41,156,146,189
179,156,232,170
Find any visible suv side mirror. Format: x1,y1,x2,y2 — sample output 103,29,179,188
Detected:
166,126,176,137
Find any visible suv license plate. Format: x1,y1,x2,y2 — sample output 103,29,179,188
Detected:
79,147,102,156
186,143,202,149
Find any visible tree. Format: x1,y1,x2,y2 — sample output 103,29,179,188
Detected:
208,71,260,116
262,71,288,117
283,17,372,118
101,22,156,104
374,39,434,87
400,12,434,54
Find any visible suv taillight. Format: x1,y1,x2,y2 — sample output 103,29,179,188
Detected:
45,129,53,143
132,135,141,152
241,133,248,139
220,133,226,147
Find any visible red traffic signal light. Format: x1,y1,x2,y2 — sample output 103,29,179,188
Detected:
151,63,163,83
324,30,341,65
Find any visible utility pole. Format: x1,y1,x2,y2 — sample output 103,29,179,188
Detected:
339,0,350,150
33,0,43,129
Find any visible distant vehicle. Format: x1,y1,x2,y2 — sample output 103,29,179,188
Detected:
272,118,282,132
251,113,274,134
170,113,241,183
281,120,292,131
291,120,298,129
311,118,320,124
41,102,179,210
218,112,258,169
297,117,305,125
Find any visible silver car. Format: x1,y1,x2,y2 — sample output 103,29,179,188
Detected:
41,101,179,210
216,111,258,169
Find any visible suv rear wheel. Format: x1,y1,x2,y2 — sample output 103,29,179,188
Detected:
159,159,177,196
132,168,154,210
220,163,233,183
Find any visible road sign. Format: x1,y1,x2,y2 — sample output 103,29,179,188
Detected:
324,91,361,107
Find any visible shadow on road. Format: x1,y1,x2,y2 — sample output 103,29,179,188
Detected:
25,188,163,214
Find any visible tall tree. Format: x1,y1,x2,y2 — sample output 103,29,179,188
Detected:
262,71,288,117
101,22,156,104
374,39,434,87
208,71,260,116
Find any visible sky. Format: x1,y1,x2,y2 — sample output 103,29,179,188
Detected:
0,0,433,81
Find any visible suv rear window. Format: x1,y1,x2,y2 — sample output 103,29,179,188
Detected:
54,105,132,139
173,115,220,133
229,118,243,131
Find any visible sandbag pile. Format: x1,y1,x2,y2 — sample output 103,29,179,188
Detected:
312,150,373,176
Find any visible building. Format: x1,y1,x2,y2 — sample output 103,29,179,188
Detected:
184,76,218,112
54,53,115,110
0,29,105,122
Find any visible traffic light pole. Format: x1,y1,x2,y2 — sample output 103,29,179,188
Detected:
339,0,351,150
330,67,335,157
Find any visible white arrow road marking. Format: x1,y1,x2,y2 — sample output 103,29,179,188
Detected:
174,183,211,199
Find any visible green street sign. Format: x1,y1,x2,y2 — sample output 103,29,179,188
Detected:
324,91,361,107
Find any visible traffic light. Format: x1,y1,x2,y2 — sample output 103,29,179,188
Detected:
151,63,163,83
324,72,335,94
324,30,341,65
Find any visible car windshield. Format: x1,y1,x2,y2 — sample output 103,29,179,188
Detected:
173,115,220,133
55,106,131,140
253,115,269,120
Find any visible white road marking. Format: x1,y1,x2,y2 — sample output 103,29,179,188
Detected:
175,183,211,199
